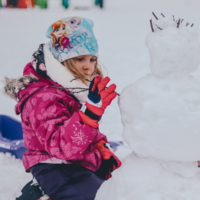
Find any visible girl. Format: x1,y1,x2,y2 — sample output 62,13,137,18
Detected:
5,16,121,200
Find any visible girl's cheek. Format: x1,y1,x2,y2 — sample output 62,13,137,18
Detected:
74,63,82,71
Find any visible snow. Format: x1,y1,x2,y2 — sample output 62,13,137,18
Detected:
1,0,200,199
118,17,200,162
70,0,94,9
119,75,200,162
0,153,32,200
96,153,200,200
147,17,200,76
95,14,200,200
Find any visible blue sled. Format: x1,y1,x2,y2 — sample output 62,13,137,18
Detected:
0,115,27,159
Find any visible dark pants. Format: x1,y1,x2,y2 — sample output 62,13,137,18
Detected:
30,163,106,200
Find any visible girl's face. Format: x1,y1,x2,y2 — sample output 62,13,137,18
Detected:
53,25,66,38
67,18,81,29
74,55,97,79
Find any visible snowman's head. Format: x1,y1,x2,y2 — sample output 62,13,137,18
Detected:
146,14,200,77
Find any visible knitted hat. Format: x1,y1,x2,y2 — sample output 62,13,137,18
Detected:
46,16,99,62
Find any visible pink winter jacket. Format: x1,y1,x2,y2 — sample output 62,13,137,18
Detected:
15,63,107,172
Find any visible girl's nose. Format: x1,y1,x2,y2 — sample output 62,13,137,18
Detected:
83,64,89,68
83,66,90,72
83,61,91,69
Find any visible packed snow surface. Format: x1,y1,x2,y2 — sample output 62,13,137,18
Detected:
96,153,200,200
95,16,200,200
0,153,31,200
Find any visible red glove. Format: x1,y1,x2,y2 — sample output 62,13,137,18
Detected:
79,76,117,128
94,140,122,179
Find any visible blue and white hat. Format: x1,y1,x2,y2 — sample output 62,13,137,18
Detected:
46,16,98,62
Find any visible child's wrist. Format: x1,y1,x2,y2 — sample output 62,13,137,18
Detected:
79,110,99,128
80,103,102,121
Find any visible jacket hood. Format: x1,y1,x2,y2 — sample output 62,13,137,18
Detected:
3,62,72,115
3,62,54,101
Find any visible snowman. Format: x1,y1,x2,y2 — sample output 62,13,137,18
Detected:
95,13,200,200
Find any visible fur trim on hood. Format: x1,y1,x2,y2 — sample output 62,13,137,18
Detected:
3,75,39,101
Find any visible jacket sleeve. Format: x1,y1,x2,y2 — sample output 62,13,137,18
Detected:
23,88,107,162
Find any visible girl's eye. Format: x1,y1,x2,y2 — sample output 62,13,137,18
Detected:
91,59,97,62
77,58,83,61
63,27,65,30
78,23,81,25
55,29,59,32
71,21,74,24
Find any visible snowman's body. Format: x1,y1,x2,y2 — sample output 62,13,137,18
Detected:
95,17,200,200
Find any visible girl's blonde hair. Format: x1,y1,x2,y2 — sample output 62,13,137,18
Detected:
62,58,104,85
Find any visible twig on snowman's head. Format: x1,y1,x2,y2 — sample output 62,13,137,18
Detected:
173,15,175,21
191,23,194,27
161,13,165,17
156,24,162,30
186,22,190,26
181,19,184,23
177,19,181,28
152,12,158,20
150,19,154,32
70,77,92,83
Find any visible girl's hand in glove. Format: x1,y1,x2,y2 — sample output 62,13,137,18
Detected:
79,76,117,128
94,140,122,179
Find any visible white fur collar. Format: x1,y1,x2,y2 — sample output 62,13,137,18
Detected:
43,42,89,104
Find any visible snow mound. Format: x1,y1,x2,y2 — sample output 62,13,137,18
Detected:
118,16,200,162
119,74,200,162
0,153,32,200
147,17,200,77
96,15,200,200
96,153,200,200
